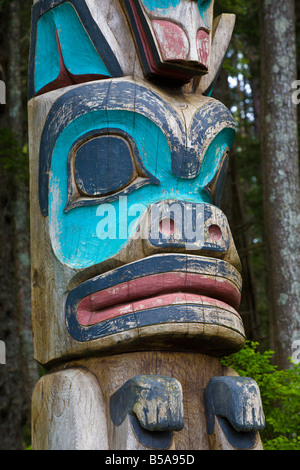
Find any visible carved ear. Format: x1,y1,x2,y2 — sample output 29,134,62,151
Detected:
196,13,236,96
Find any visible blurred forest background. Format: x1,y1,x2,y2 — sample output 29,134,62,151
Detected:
0,0,299,450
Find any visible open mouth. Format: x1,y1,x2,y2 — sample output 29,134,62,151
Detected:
66,254,244,344
78,272,240,326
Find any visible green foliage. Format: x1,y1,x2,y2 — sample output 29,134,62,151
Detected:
222,342,300,450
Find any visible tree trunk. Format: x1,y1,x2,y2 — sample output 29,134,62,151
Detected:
0,0,38,449
260,0,300,368
0,163,24,450
9,0,39,444
214,69,262,343
0,0,24,450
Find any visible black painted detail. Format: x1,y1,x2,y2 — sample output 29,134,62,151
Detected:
122,0,204,85
203,148,230,208
210,150,230,207
75,135,134,196
184,103,235,179
38,80,235,217
67,302,244,344
65,128,160,212
38,80,182,217
217,417,258,449
129,415,173,450
28,0,123,99
147,201,229,252
65,254,243,343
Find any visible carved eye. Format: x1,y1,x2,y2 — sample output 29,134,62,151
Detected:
199,144,230,208
65,129,159,212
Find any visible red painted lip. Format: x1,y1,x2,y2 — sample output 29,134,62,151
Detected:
78,271,241,327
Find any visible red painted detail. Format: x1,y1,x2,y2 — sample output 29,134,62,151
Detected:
151,20,189,62
196,29,210,69
77,272,241,326
36,27,109,96
81,292,238,327
159,218,175,236
208,224,222,242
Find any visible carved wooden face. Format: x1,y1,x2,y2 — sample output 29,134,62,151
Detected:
29,0,244,366
121,0,215,82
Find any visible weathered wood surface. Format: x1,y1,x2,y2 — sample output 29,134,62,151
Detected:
205,370,264,450
32,368,108,450
32,353,264,450
29,0,265,450
33,352,222,450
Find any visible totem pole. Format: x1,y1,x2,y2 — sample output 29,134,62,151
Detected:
28,0,265,450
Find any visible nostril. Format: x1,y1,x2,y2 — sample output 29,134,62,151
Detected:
209,224,222,242
159,218,175,236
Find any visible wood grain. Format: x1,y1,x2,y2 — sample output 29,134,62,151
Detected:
67,351,223,450
32,368,108,450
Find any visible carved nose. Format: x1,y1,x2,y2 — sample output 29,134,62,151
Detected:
141,200,241,272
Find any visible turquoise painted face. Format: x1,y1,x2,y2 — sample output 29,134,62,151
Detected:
44,81,235,270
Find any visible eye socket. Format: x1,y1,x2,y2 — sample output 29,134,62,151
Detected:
65,129,160,212
74,135,135,197
206,148,230,207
